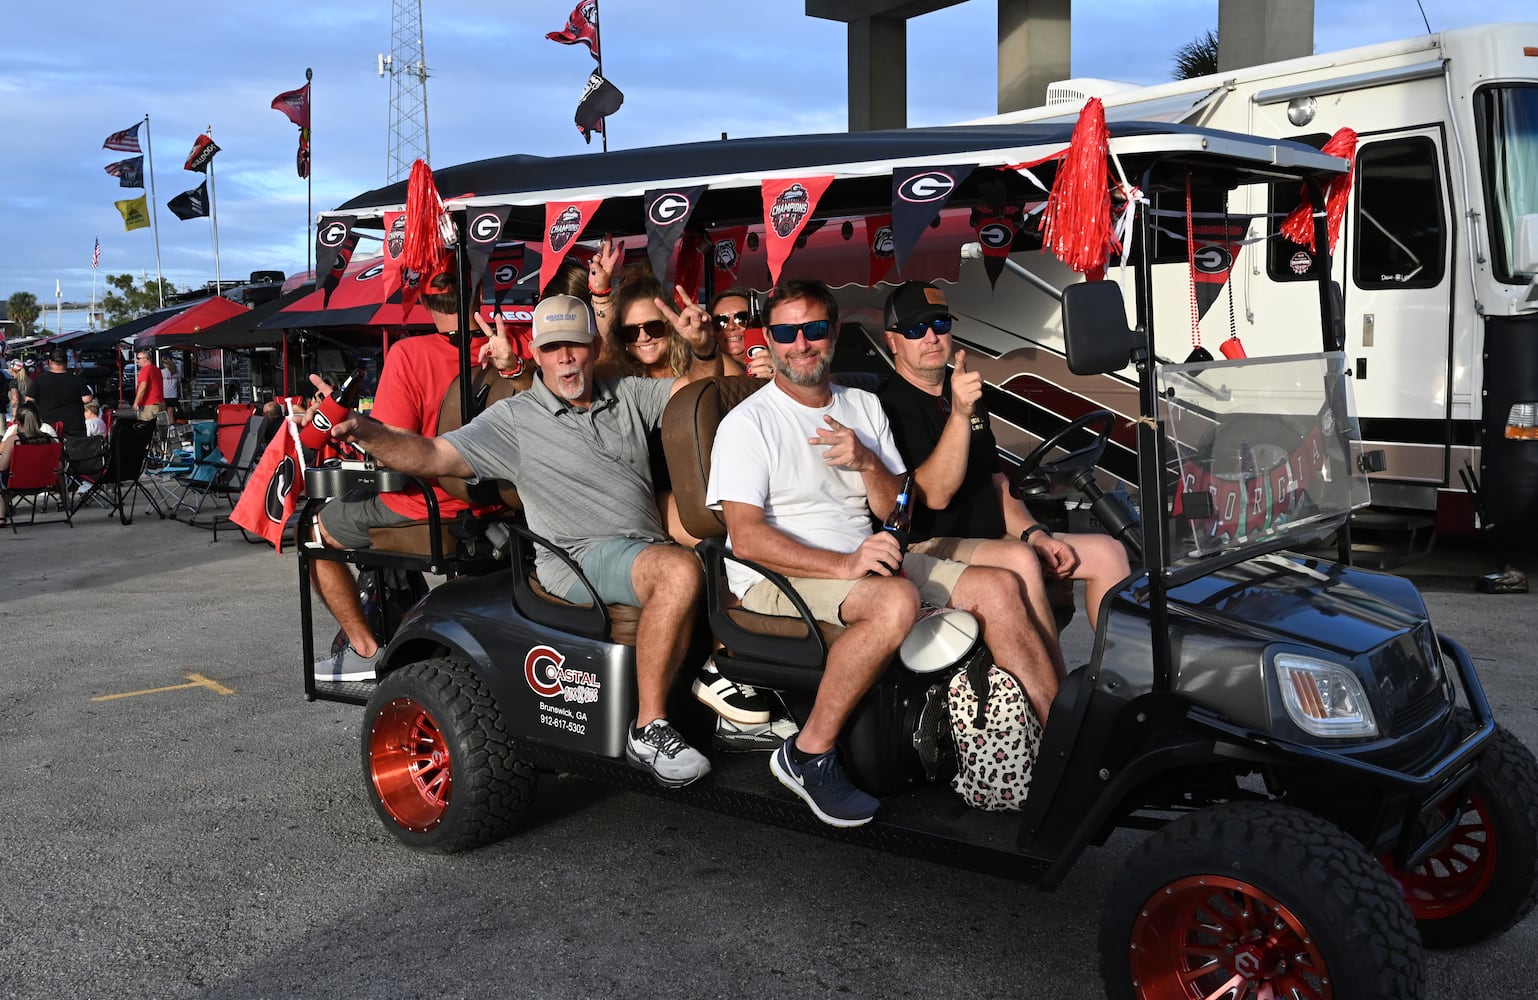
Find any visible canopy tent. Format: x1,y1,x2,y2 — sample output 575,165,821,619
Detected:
136,297,250,349
256,256,435,330
189,287,313,348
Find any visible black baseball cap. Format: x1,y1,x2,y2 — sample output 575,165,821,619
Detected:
47,346,68,364
884,280,953,331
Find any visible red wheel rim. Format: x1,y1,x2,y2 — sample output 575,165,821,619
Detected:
1128,875,1332,1000
369,697,451,832
1381,793,1497,921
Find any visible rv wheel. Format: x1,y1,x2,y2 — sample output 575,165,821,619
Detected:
362,657,536,852
1100,801,1422,1000
1380,716,1538,948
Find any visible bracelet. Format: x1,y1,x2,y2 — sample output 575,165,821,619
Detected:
1021,524,1050,543
589,287,612,297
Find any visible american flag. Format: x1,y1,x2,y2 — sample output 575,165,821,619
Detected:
103,122,143,153
92,237,100,269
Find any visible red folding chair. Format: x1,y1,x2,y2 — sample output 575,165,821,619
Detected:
2,439,72,533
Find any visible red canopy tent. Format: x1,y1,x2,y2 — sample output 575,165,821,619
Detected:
135,297,250,349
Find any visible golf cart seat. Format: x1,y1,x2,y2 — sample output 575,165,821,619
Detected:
662,375,848,693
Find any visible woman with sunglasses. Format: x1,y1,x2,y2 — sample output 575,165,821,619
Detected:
708,288,773,379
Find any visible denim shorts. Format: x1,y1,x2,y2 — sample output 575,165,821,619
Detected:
563,536,656,607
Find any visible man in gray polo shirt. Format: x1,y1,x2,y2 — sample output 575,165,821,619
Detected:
326,294,712,788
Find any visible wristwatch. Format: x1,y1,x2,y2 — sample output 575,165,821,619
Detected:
1021,524,1051,543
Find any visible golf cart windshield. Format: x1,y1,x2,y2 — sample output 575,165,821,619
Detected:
1159,351,1370,570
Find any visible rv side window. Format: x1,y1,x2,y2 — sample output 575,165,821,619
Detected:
1266,181,1320,282
1475,84,1538,283
1352,137,1447,290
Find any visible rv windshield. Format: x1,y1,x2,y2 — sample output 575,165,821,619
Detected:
1158,352,1371,571
1477,84,1538,282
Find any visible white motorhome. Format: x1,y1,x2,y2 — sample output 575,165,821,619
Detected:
937,22,1538,555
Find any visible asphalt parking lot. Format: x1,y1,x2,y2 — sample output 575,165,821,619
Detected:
2,509,1536,999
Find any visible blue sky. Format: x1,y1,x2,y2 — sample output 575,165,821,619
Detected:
0,0,1531,314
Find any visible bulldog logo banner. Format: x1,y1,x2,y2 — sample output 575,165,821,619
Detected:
866,214,895,288
761,176,832,285
711,225,748,289
466,206,513,303
314,215,357,305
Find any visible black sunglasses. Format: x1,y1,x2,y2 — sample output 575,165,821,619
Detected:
767,320,832,344
620,319,669,342
895,316,955,340
712,311,751,331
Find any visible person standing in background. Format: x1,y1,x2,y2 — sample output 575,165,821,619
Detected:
133,349,165,422
160,357,180,424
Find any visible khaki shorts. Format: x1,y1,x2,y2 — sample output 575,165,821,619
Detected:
138,402,166,421
909,536,988,562
741,550,968,625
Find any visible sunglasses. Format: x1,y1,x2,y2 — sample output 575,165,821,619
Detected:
767,319,832,344
712,311,751,331
895,316,955,340
620,319,669,342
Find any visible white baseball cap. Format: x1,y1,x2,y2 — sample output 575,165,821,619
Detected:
530,294,595,350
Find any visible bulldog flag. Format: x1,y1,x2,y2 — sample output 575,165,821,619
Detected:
866,214,896,287
167,181,210,221
229,421,304,553
891,164,973,270
546,0,600,60
314,215,358,305
184,134,221,173
574,71,624,144
762,176,833,286
115,194,151,232
540,199,603,293
643,186,706,286
711,225,749,290
104,156,145,189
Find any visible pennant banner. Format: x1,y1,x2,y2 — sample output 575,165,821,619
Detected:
103,122,142,153
762,176,833,286
115,194,150,233
575,71,623,144
229,425,305,553
546,0,600,60
540,199,603,293
711,225,748,290
1189,218,1249,319
104,156,144,189
314,215,358,305
971,207,1024,290
168,182,210,221
490,244,527,308
466,205,513,304
866,214,896,288
643,186,706,287
891,164,973,270
184,134,221,173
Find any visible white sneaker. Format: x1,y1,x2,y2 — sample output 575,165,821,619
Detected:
713,714,800,752
625,718,711,787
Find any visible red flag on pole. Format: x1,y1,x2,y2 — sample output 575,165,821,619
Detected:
229,423,305,552
272,82,312,178
546,0,600,60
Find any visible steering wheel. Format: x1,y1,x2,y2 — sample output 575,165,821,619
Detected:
1009,409,1117,498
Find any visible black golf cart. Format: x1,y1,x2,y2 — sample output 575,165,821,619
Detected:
296,120,1538,999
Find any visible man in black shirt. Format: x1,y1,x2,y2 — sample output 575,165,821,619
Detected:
27,347,93,438
875,282,1131,671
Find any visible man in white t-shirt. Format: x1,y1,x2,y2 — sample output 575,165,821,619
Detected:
707,279,1058,829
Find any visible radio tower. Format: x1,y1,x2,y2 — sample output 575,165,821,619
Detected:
378,0,431,184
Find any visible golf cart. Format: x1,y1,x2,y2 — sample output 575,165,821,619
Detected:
296,119,1538,999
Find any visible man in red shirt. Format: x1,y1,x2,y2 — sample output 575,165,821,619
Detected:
310,268,490,681
134,349,166,421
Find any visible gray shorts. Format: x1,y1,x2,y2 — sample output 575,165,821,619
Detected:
317,494,412,549
561,536,656,607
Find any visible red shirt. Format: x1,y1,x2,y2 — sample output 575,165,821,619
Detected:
370,333,487,520
137,363,165,406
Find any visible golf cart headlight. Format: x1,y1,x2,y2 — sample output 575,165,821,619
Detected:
1274,653,1378,738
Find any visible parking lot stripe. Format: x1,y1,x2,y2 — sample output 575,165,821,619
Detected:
92,672,235,702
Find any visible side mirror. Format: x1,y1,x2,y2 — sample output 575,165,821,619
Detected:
1062,281,1140,376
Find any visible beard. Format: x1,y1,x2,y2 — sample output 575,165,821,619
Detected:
550,368,587,402
775,349,832,387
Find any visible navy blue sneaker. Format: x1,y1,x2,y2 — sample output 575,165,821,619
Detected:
770,739,879,828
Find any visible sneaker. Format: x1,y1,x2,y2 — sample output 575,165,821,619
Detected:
713,713,800,753
770,739,879,828
626,719,711,787
692,658,771,725
313,643,382,682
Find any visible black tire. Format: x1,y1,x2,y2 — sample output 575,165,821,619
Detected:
362,658,536,852
1101,801,1423,1000
1381,716,1538,948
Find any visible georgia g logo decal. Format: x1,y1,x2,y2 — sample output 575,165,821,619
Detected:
263,455,297,524
318,221,349,247
648,192,692,227
978,222,1013,251
469,211,503,244
897,171,956,203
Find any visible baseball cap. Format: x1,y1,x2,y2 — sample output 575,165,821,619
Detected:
883,280,953,332
530,294,595,350
47,346,68,364
6,359,20,370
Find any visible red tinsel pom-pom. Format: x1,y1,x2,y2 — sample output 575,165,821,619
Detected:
1279,127,1358,253
1041,97,1120,275
402,158,447,278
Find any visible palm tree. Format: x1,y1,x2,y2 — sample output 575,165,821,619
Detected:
1173,29,1220,80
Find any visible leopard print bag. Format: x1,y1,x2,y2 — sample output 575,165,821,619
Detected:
947,663,1044,811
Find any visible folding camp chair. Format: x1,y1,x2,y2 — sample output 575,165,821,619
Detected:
68,419,163,525
2,440,72,533
166,414,265,531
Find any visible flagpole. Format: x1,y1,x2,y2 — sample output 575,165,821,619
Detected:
306,66,314,278
56,279,62,335
596,1,608,153
143,114,165,308
206,126,222,294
